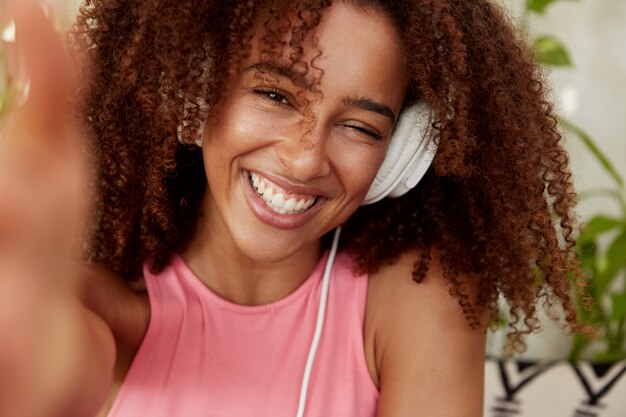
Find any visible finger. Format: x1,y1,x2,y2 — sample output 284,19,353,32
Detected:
0,0,91,265
7,0,73,140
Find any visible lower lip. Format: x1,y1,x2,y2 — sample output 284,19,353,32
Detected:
241,171,323,230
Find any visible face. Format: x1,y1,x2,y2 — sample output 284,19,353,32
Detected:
199,3,408,263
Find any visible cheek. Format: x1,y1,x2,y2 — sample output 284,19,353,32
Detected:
204,103,293,154
335,146,386,196
203,107,250,147
201,110,261,169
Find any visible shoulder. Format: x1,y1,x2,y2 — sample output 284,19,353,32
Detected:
364,249,486,417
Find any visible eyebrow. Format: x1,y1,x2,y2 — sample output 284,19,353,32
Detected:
245,62,397,121
245,62,311,88
342,96,396,122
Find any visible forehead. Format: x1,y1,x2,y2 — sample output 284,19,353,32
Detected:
240,3,408,105
315,4,407,93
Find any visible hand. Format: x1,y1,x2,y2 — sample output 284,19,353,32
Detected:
0,0,93,415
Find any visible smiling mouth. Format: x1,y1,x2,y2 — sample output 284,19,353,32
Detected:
248,172,318,215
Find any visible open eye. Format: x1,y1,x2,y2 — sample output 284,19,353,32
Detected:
253,88,291,106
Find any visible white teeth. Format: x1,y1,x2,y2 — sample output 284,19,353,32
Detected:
248,172,318,215
270,193,285,209
262,187,273,201
284,198,297,211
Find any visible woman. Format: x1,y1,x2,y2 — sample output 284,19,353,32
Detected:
0,0,583,416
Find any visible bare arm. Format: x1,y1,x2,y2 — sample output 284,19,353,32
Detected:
0,280,115,417
366,250,486,417
0,1,116,415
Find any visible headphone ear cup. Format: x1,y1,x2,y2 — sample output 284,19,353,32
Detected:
362,102,437,205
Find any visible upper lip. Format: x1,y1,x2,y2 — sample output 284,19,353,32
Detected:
245,169,328,198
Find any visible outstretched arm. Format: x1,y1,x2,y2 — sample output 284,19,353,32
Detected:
0,1,115,415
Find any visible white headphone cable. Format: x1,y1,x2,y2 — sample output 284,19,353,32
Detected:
295,226,342,417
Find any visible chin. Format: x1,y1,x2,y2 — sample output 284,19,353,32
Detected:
228,224,319,264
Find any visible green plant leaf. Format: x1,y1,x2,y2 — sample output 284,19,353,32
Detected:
527,0,557,14
581,216,624,239
576,226,598,271
561,118,625,188
527,0,580,14
593,351,625,363
605,230,626,267
534,36,573,66
593,230,626,297
575,216,622,273
611,292,626,322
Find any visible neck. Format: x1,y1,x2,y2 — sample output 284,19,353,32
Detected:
181,214,323,306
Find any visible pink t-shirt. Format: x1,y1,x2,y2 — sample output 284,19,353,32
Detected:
107,251,379,417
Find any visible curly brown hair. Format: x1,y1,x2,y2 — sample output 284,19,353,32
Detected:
72,0,585,351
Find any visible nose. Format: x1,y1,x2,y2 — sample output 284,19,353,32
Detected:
276,124,332,182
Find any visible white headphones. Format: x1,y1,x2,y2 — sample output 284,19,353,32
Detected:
362,101,437,205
